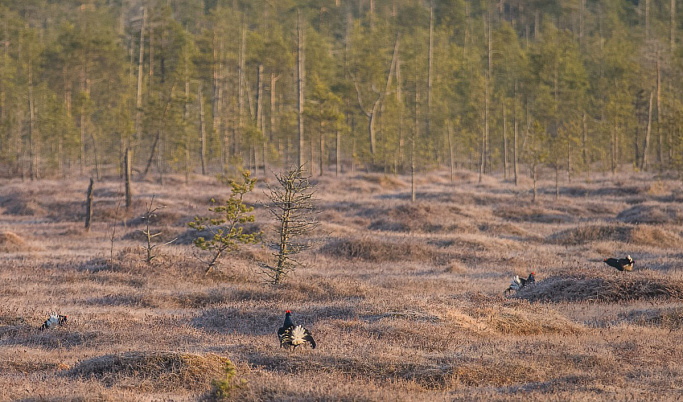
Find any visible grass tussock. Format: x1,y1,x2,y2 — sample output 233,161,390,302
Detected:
494,205,575,223
468,306,580,335
2,327,102,349
617,204,683,224
0,232,31,253
547,224,682,248
0,195,46,216
360,174,406,189
0,359,63,374
629,225,683,247
321,237,439,262
368,202,477,233
67,352,230,391
516,275,683,303
127,210,185,226
453,359,544,387
622,307,683,330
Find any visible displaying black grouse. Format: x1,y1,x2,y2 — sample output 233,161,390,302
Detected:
504,272,535,295
40,312,67,330
604,255,634,272
277,310,316,350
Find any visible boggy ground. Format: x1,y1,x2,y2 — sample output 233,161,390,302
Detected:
1,169,682,401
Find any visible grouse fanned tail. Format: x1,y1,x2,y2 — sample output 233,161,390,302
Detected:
277,310,315,350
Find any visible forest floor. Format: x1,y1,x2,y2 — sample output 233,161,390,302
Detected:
1,168,682,401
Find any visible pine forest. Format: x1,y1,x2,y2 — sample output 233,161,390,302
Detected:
1,0,683,182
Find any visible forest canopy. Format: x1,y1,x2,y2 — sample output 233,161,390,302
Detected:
0,0,682,181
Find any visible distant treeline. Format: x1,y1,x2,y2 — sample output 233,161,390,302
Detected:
1,0,682,181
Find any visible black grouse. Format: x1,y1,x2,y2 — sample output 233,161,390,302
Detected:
604,255,634,272
278,310,316,350
40,312,67,330
504,272,535,295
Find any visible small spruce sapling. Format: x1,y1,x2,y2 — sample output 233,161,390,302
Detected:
189,170,261,275
262,166,318,285
139,195,176,264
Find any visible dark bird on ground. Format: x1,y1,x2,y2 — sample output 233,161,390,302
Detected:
604,255,634,271
504,272,535,295
40,312,67,330
278,310,316,350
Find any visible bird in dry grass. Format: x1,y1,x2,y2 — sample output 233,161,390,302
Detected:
40,312,67,330
278,310,316,350
504,272,535,295
604,255,634,272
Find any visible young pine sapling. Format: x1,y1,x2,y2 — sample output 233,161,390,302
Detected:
189,171,261,275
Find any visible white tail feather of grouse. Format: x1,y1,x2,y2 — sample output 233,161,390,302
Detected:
504,272,535,295
40,312,67,330
278,310,316,350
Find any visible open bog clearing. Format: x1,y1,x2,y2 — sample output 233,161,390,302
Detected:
1,170,682,401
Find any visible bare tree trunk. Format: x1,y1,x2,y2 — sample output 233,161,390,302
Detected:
479,78,488,183
672,0,677,55
645,0,651,42
513,83,519,186
237,24,246,167
503,102,508,180
447,121,454,183
641,91,653,170
582,111,587,166
396,48,404,169
184,80,190,183
142,131,160,178
555,164,560,200
480,14,491,183
256,64,265,176
297,10,305,168
28,59,39,180
610,117,617,175
309,134,315,176
319,131,325,176
125,148,133,210
270,73,279,143
85,177,94,231
256,64,264,133
135,7,146,147
579,0,586,49
148,8,154,94
351,33,399,161
91,131,101,180
412,69,418,202
336,129,341,177
532,161,538,203
656,56,663,170
566,131,572,183
199,84,207,175
426,5,433,141
213,33,224,171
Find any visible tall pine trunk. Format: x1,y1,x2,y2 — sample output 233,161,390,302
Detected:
297,10,305,168
641,91,653,170
199,84,207,175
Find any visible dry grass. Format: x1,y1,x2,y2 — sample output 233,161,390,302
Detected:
617,204,683,224
1,170,682,401
516,274,683,303
67,352,230,391
321,236,442,263
0,231,31,252
547,224,683,248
